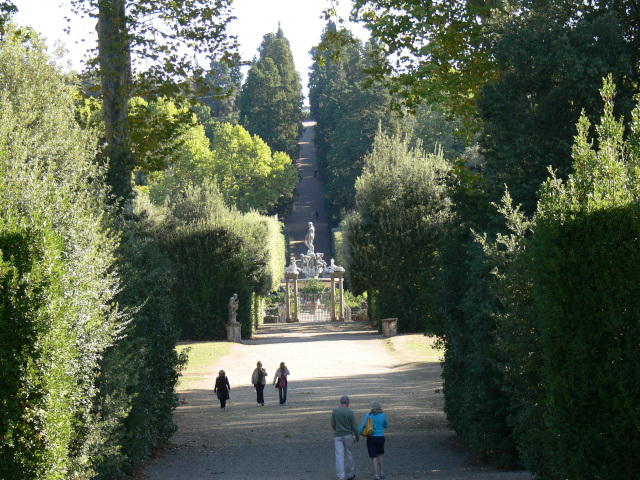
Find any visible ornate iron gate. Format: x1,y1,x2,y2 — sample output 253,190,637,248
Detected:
296,292,333,322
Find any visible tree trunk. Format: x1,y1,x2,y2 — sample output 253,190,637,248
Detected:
97,0,132,203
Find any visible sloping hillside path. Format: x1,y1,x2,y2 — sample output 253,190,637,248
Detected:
137,322,532,480
285,121,331,261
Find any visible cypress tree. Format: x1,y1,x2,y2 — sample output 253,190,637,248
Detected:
238,26,304,159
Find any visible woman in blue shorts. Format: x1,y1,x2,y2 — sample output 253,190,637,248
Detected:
358,400,389,480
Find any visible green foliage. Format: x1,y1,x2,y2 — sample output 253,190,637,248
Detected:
238,26,304,160
147,121,298,216
471,192,540,469
343,129,452,332
198,59,242,125
298,278,327,294
0,26,121,478
79,95,198,177
136,182,286,340
93,214,184,478
72,0,239,102
528,77,640,479
309,25,396,216
343,0,500,130
479,6,636,214
68,0,239,202
450,77,640,476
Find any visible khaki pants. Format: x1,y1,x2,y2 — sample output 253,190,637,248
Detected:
334,435,355,480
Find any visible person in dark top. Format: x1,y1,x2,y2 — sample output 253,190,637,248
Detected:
214,370,230,410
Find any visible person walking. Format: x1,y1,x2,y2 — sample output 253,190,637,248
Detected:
272,361,290,405
251,361,267,406
331,395,359,480
213,370,230,410
358,401,388,479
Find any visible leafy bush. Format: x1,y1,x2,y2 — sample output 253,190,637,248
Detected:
0,27,121,479
136,182,286,340
528,77,640,479
343,129,452,332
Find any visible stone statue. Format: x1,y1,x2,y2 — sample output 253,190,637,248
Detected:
327,258,345,272
285,258,299,274
304,222,315,254
228,293,239,323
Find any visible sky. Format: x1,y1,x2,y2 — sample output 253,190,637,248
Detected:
11,0,369,104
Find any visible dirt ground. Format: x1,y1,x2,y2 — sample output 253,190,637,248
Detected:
136,321,533,480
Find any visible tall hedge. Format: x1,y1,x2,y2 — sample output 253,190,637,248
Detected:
92,216,184,479
136,183,285,340
343,129,452,332
0,27,122,479
529,77,640,479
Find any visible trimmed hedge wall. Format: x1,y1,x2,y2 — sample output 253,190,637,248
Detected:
531,205,640,479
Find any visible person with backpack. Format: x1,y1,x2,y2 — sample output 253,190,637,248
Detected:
251,361,267,406
358,401,389,480
272,361,290,405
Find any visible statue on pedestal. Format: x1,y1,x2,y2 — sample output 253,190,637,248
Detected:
304,222,315,254
285,258,299,274
228,293,239,323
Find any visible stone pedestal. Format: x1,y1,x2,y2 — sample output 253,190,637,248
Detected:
330,271,345,321
284,271,299,322
263,315,279,324
226,323,242,342
381,318,398,338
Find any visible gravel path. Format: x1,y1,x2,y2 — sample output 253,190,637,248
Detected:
285,121,331,261
137,322,533,480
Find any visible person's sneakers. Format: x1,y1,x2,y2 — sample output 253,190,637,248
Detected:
379,474,386,479
347,476,356,480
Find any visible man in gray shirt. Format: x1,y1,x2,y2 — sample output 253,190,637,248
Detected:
331,395,359,480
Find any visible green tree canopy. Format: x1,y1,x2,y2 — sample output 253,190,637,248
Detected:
238,26,304,159
147,120,298,215
67,0,239,203
343,129,452,331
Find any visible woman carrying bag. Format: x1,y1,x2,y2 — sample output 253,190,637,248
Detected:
358,401,389,480
272,361,290,405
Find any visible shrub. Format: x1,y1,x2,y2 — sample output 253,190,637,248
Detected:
0,26,121,479
529,77,640,479
343,129,452,332
136,182,286,340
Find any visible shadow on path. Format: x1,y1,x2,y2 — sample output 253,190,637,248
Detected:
139,322,533,480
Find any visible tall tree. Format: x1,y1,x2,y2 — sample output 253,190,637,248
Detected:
200,59,242,123
70,0,238,203
343,129,452,331
238,26,304,159
479,5,636,214
309,24,394,216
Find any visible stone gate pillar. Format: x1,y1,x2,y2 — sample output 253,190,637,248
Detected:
330,271,345,321
338,273,345,321
285,271,299,322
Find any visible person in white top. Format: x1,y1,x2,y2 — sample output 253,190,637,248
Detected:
273,361,290,405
